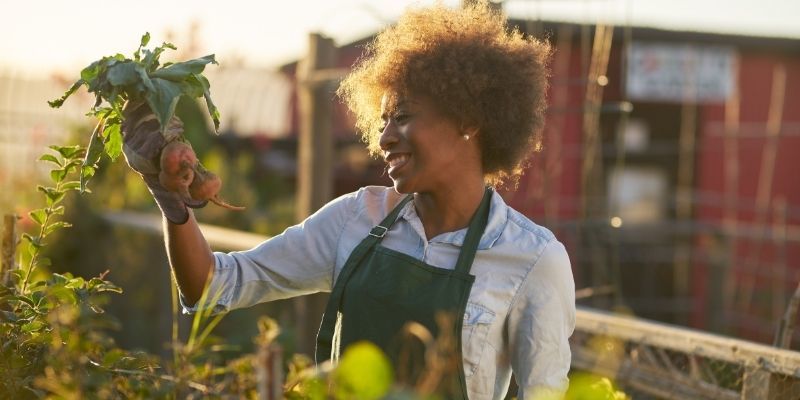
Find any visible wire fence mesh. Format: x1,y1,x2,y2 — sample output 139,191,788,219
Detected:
571,307,800,400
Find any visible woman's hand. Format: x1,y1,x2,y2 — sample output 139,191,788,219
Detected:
121,101,205,224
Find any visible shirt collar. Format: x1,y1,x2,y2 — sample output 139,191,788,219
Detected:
397,189,508,250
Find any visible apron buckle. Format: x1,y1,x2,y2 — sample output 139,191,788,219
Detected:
369,225,389,238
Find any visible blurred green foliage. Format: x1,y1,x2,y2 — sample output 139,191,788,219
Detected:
333,342,394,399
0,143,410,399
566,373,630,400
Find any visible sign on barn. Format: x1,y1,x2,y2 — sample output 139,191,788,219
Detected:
626,42,737,103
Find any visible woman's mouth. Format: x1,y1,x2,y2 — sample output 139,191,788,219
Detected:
385,153,410,176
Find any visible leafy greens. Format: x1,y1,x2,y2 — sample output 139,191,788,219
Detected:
48,32,220,192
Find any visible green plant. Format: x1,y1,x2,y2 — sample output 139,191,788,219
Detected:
0,145,149,398
0,146,257,399
19,145,84,293
0,144,408,399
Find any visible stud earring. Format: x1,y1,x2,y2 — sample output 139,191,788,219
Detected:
463,134,470,141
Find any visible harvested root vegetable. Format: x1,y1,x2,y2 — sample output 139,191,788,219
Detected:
158,167,194,193
155,140,244,211
188,164,245,210
158,141,196,192
159,141,197,175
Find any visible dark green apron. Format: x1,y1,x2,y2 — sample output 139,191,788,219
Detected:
316,187,492,399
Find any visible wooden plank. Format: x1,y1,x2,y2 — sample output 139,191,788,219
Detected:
102,211,269,251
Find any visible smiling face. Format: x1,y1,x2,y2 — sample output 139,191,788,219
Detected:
379,92,482,195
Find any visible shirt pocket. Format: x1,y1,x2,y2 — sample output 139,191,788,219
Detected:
462,302,495,377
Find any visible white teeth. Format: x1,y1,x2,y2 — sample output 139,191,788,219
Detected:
388,154,408,168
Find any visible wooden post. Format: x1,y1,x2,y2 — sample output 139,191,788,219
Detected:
256,343,284,400
295,33,337,355
297,33,336,222
721,59,741,330
741,366,800,400
580,24,614,219
737,64,786,314
741,366,771,400
1,214,18,286
674,100,697,321
580,24,614,303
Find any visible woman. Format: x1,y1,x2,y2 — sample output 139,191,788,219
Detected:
122,3,575,399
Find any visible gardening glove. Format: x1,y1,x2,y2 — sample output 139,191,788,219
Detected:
121,100,206,224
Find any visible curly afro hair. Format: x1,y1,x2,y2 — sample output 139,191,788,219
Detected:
337,1,552,186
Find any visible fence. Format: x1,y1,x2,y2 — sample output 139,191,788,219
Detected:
572,307,800,399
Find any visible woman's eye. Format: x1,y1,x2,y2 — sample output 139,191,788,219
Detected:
378,114,409,133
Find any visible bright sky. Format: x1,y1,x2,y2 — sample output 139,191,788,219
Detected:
1,0,798,77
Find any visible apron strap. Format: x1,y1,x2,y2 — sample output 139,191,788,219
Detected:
316,194,413,362
453,187,492,275
372,194,414,239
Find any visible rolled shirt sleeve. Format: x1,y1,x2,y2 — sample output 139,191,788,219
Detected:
181,191,358,314
509,240,576,399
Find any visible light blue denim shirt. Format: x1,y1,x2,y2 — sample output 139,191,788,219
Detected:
186,186,575,399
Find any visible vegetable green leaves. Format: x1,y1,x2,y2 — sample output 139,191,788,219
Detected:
48,32,221,190
47,80,84,108
107,61,141,87
145,78,185,132
151,54,216,81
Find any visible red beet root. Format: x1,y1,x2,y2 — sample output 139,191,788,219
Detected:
158,167,194,193
160,141,197,175
157,140,244,211
188,165,245,210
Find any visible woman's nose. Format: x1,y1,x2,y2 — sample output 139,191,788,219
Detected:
379,122,399,150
